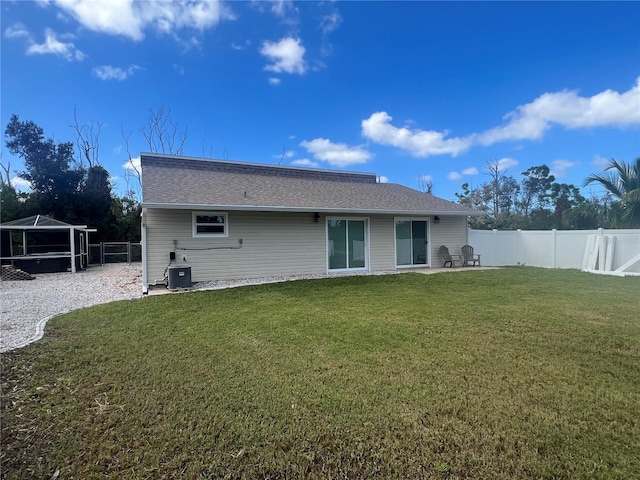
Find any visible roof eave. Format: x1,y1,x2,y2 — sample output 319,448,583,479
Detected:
141,202,484,217
0,225,97,232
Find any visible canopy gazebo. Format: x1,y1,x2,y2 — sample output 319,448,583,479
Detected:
0,215,96,274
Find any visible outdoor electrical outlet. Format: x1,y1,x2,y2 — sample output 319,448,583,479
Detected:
239,238,243,244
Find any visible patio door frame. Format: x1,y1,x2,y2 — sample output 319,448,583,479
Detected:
326,217,370,273
394,217,431,268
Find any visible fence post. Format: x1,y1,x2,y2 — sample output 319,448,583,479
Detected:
127,242,131,264
101,242,104,265
552,229,557,269
517,229,522,265
598,228,605,271
493,229,498,266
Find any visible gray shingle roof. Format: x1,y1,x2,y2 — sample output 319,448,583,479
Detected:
141,153,479,216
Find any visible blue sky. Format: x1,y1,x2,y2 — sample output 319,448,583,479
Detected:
2,1,639,202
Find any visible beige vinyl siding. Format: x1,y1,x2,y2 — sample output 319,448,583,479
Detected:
369,215,397,271
146,209,328,282
145,209,470,284
429,216,468,266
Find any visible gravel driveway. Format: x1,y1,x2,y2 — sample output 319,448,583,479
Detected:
1,264,143,353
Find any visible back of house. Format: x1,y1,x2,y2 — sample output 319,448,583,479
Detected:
140,153,479,293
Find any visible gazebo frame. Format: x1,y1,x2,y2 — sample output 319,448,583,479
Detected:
0,215,96,273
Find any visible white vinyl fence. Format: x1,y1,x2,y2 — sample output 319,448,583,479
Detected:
468,228,640,275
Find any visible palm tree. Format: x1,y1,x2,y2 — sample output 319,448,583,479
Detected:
577,157,640,228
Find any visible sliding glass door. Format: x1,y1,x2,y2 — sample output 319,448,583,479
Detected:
327,219,367,271
395,219,429,267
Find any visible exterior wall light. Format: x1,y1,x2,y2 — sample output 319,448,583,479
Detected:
434,215,441,224
314,212,321,223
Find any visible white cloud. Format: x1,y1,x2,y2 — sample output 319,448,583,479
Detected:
478,77,640,145
251,0,296,20
272,150,294,159
550,159,576,178
310,59,326,72
269,0,294,18
284,150,295,158
361,111,471,158
175,35,201,51
231,40,251,50
378,176,389,183
448,167,478,180
592,154,610,169
496,157,518,171
260,37,306,74
321,10,342,34
4,23,30,39
449,162,516,180
123,156,141,172
361,79,640,159
53,0,143,39
300,138,372,167
292,158,319,168
27,28,85,61
93,64,140,81
268,77,281,85
10,176,32,191
50,0,234,41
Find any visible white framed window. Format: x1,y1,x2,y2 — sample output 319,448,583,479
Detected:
192,211,228,237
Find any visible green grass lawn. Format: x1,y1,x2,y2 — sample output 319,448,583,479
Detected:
1,268,639,479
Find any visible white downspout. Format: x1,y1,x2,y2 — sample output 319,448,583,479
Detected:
141,207,148,294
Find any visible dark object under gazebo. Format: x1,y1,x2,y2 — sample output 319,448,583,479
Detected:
0,215,96,274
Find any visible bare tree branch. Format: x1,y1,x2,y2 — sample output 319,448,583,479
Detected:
0,154,10,185
140,106,187,155
71,106,102,168
121,125,141,201
484,160,503,218
201,128,216,159
417,175,433,194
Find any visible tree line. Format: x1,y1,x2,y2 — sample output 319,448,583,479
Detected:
1,114,141,242
1,108,194,242
455,158,640,230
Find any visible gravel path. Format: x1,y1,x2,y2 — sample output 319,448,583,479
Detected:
1,264,143,353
